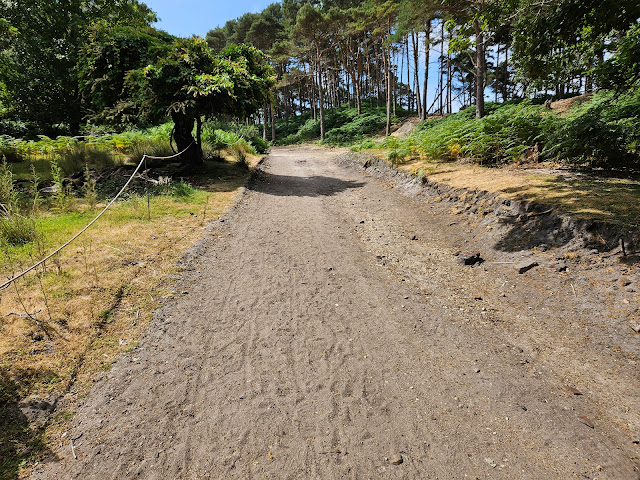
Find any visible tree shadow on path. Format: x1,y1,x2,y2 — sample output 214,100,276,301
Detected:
250,171,365,198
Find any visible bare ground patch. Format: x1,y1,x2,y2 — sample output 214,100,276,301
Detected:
0,156,259,479
24,147,640,479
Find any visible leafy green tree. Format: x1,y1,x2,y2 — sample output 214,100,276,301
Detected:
441,0,509,118
511,0,640,95
78,25,173,125
594,22,640,90
0,18,17,117
0,0,155,133
141,40,275,165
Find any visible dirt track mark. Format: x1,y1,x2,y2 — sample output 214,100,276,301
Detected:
31,146,639,479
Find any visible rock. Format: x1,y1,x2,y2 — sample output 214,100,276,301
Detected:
618,277,631,287
630,323,640,333
19,397,57,424
484,457,497,468
457,253,484,266
411,235,418,241
390,453,403,465
40,185,59,195
517,262,539,274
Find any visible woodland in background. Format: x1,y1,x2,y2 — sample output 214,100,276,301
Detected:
205,0,640,169
1,0,639,169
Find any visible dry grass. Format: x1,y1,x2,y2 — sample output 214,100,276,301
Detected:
0,156,258,478
386,155,640,228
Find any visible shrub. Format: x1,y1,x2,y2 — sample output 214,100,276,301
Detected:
0,157,17,214
127,138,174,164
50,157,72,211
0,214,39,246
82,165,98,210
171,180,196,198
543,90,640,169
351,139,377,152
387,147,411,165
250,136,270,154
59,144,117,173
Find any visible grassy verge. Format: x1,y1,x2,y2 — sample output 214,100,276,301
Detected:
364,91,640,170
350,91,640,230
360,149,640,229
0,155,259,479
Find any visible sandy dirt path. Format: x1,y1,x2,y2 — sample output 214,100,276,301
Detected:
31,147,639,479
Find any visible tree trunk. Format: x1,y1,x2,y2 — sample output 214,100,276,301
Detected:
439,21,444,114
447,39,452,114
316,56,326,140
406,36,412,112
171,112,200,165
270,102,276,142
412,32,422,119
384,49,391,136
474,19,486,119
196,116,203,159
422,22,430,119
263,105,268,141
504,44,509,100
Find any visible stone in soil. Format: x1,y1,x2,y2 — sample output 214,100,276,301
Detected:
390,453,403,465
517,261,539,274
457,253,484,266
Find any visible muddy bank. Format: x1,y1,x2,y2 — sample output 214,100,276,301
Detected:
340,152,640,258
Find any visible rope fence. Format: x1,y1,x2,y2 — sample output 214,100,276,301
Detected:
0,142,194,292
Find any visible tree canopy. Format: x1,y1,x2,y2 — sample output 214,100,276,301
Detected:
2,0,639,167
202,0,639,128
0,0,157,133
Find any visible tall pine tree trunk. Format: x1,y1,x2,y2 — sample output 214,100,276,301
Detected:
271,102,276,142
406,36,412,112
474,19,486,119
316,55,326,140
422,22,430,120
412,32,422,119
439,22,444,114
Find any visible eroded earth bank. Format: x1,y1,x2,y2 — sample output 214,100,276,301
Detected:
31,146,640,479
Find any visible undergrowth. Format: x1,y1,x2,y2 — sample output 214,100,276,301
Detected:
378,89,640,171
0,121,268,179
275,105,404,146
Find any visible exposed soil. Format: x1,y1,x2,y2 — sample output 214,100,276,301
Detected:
30,146,639,479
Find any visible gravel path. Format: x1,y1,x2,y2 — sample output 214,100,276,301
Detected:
31,147,639,479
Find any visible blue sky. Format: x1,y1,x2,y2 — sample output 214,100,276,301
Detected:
144,0,276,38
